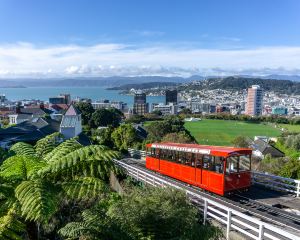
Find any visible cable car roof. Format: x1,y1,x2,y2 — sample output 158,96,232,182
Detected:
146,142,252,157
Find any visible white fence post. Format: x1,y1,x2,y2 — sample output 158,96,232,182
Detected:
203,200,208,225
227,210,232,240
297,182,300,198
258,224,264,240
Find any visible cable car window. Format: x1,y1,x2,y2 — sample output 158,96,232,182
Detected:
239,155,251,171
155,148,160,158
177,151,182,164
191,153,195,167
227,156,238,173
213,156,224,173
195,154,202,168
203,155,212,170
150,148,156,157
185,152,193,166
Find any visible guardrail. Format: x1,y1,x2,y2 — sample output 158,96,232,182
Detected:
114,159,300,240
128,148,146,159
127,148,300,197
252,171,300,197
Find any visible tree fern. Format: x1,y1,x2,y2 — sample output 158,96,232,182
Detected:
58,207,107,239
38,145,120,180
61,177,108,201
0,205,25,240
15,180,60,223
9,142,36,158
0,156,46,181
43,137,82,163
35,132,63,158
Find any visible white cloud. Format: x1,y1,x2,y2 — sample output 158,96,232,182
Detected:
0,42,300,77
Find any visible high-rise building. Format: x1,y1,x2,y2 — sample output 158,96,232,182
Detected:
49,93,71,105
133,92,148,115
165,90,178,105
246,85,263,116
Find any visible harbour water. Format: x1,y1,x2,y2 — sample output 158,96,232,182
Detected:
0,87,165,106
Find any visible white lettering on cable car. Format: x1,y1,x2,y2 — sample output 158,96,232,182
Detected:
152,144,211,155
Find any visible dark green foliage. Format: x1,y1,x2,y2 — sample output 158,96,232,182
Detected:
75,102,95,125
111,124,141,151
146,116,188,142
162,131,193,143
0,205,26,240
125,115,146,124
279,158,300,179
91,127,115,148
108,187,221,240
59,187,221,240
90,108,123,128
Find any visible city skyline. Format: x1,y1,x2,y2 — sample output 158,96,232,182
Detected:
0,0,300,78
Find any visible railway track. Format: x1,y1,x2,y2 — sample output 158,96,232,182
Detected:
120,158,300,235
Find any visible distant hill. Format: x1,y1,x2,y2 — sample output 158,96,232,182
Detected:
0,76,191,88
0,74,300,89
107,81,178,90
178,76,300,94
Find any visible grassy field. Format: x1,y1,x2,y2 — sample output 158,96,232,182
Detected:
184,119,282,146
276,123,300,133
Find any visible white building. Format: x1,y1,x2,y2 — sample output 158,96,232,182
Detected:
152,103,178,115
60,105,82,139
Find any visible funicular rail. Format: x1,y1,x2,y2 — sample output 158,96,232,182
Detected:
114,159,300,240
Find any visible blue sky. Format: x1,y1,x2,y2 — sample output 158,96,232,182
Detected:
0,0,300,77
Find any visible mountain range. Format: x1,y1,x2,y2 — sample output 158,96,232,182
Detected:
0,74,300,88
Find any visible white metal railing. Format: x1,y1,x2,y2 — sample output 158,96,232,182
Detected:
252,171,300,197
127,148,300,197
128,148,146,159
114,159,300,240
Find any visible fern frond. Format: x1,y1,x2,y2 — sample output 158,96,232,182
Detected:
0,156,46,181
61,177,108,201
43,137,82,163
0,205,25,240
35,132,64,158
58,221,94,239
9,142,36,158
58,207,104,239
15,180,60,223
38,145,119,179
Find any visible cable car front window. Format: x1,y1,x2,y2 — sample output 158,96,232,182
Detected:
239,155,251,171
227,156,238,173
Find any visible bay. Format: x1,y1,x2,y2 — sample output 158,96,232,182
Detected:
0,87,165,106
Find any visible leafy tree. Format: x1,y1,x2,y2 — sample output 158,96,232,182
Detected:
108,187,221,240
90,108,123,128
111,124,140,151
280,158,300,179
232,136,249,148
151,110,163,116
59,187,221,240
75,102,95,125
146,116,187,142
125,115,145,124
162,131,193,143
179,108,192,115
92,127,115,148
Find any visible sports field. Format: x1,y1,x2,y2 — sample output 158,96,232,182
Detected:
184,119,282,146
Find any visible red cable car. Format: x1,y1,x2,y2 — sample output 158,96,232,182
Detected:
145,143,252,196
